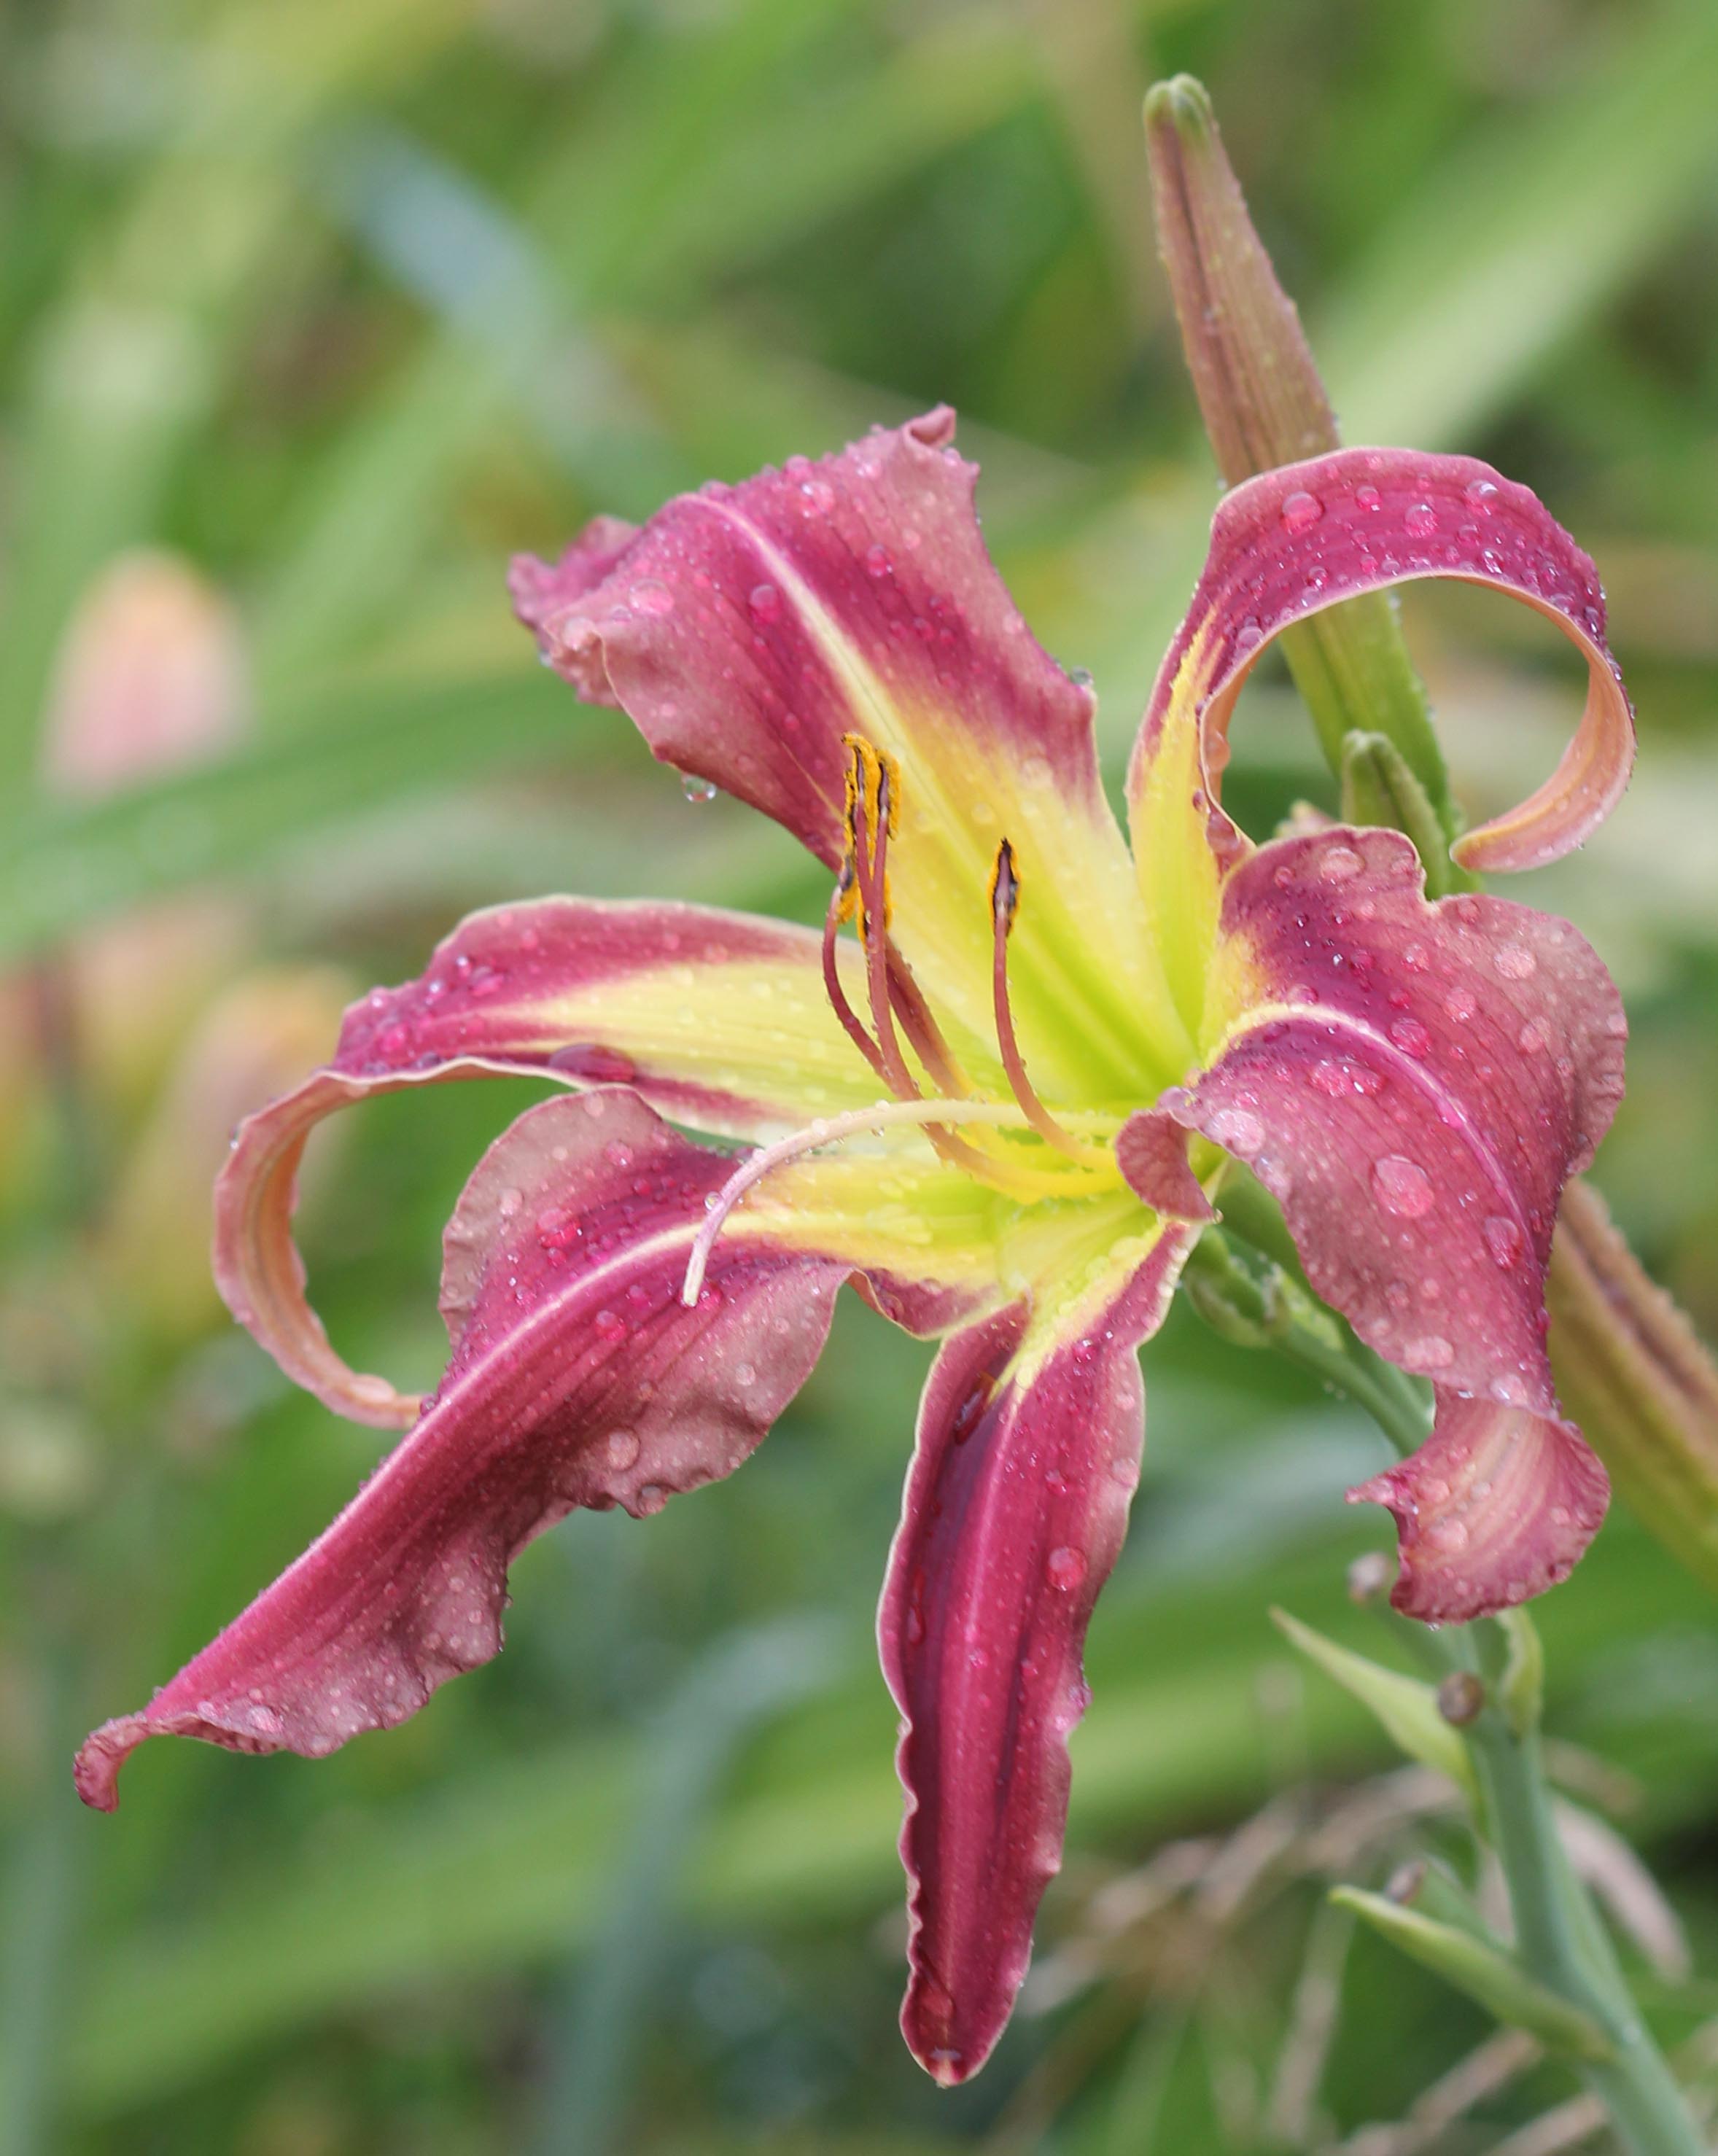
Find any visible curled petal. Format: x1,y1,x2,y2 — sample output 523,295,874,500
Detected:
1114,1108,1215,1221
1350,1391,1609,1622
1171,826,1625,1413
105,965,354,1341
879,1212,1193,2082
215,898,895,1427
1129,448,1634,913
82,1091,1000,1810
507,514,637,636
516,410,1186,1097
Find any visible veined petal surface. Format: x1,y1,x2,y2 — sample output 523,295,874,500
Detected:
1170,826,1625,1412
516,409,1186,1098
1129,451,1633,1033
1350,1392,1609,1623
337,896,886,1140
79,1091,1005,1810
215,898,893,1428
879,1197,1194,2082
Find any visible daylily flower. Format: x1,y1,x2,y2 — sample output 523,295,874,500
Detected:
77,409,1636,2082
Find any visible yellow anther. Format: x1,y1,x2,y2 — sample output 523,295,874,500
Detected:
841,732,900,933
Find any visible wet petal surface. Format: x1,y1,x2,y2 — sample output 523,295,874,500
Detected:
516,410,1185,1097
1170,826,1625,1411
1129,449,1633,1033
214,899,909,1427
335,896,887,1140
1350,1390,1609,1622
879,1204,1192,2082
80,1091,1004,1810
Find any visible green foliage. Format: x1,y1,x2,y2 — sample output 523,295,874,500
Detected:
4,1,1718,2149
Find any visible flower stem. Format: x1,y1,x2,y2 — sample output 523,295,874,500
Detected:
1215,1240,1705,2152
1463,1678,1704,2155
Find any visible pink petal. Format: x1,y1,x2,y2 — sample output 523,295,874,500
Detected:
1350,1390,1609,1622
513,413,1178,1086
334,895,880,1140
215,898,884,1428
1173,825,1625,1412
513,409,1105,872
1114,1107,1216,1221
79,1090,919,1811
879,1229,1193,2084
1130,447,1633,874
506,514,637,635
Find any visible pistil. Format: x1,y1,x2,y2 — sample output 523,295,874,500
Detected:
989,841,1107,1166
818,739,1121,1211
822,863,890,1083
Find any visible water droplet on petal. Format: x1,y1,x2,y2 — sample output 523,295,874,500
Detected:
605,1429,640,1469
1280,489,1324,534
1319,843,1364,882
680,771,718,803
748,581,781,623
1464,478,1499,513
1045,1546,1087,1592
1388,1016,1431,1058
630,579,675,616
1403,1334,1454,1371
1404,502,1438,540
1371,1155,1434,1218
1208,1106,1267,1158
1482,1215,1523,1268
1492,941,1538,980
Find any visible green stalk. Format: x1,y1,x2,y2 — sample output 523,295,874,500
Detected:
1464,1673,1704,2155
1205,1223,1704,2152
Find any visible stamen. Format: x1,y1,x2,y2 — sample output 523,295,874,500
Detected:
825,743,1003,1185
884,949,974,1100
848,745,922,1101
820,744,1106,1205
679,1098,1116,1307
822,865,889,1083
839,738,988,1159
989,840,1092,1164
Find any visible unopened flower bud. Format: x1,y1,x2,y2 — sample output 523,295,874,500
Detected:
1436,1671,1486,1727
41,552,247,801
1143,75,1459,863
1143,74,1337,485
38,553,253,1114
1548,1179,1718,1594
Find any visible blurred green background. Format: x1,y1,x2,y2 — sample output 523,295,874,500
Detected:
4,0,1718,2149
